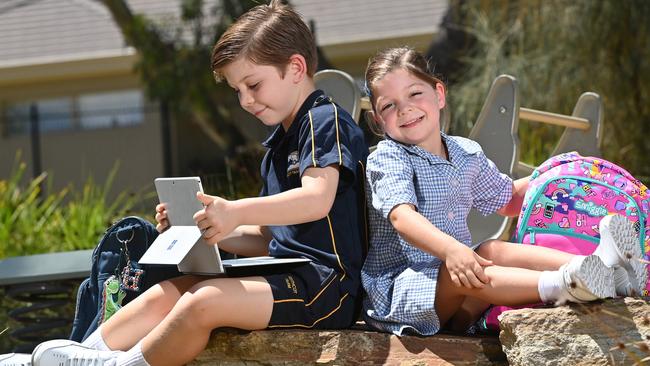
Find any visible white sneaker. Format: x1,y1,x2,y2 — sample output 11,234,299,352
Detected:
0,353,31,366
613,266,635,297
560,255,616,303
32,340,121,366
595,214,647,296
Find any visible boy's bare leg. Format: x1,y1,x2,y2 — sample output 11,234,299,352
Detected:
142,276,274,366
477,240,575,271
435,264,541,329
102,275,204,350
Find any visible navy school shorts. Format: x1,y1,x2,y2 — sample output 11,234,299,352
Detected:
259,262,359,329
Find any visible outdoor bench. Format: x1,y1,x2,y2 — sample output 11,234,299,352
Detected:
0,250,92,352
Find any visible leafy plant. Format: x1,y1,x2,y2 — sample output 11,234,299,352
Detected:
51,163,154,252
0,157,67,258
0,158,151,258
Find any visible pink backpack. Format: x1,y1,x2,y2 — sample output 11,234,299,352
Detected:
481,152,650,331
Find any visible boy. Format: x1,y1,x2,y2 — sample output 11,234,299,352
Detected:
2,1,368,365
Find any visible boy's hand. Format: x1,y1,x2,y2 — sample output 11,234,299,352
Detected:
155,203,169,233
444,244,492,288
193,192,238,245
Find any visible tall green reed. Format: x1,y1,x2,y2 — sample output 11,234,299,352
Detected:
0,158,150,259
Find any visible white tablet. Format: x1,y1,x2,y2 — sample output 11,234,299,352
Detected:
154,177,204,226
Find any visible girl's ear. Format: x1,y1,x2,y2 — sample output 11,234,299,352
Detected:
286,54,307,83
366,109,385,136
435,82,446,109
368,109,381,124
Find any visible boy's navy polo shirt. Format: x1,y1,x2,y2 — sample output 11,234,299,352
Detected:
260,90,369,297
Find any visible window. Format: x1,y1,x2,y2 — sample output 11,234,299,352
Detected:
4,98,73,135
2,89,145,136
79,90,144,129
38,98,74,132
5,103,30,136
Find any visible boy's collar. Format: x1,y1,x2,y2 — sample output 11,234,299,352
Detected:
262,89,326,148
288,89,327,133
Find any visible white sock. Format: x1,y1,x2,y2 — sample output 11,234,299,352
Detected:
538,270,564,303
81,328,111,351
114,341,150,366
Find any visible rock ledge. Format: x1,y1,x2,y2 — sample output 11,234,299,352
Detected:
499,297,650,365
191,326,505,365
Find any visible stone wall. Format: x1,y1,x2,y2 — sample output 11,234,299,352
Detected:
500,297,650,365
190,328,506,365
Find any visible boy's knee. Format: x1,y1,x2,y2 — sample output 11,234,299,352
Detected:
173,291,218,329
137,284,179,316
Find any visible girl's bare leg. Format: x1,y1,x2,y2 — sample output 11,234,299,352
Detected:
435,264,542,329
141,276,274,366
477,240,575,271
446,296,490,333
101,275,204,351
445,240,575,330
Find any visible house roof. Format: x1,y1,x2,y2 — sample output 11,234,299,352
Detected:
0,0,447,68
0,0,178,68
294,0,447,47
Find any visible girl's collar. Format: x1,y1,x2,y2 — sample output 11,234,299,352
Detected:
384,132,452,163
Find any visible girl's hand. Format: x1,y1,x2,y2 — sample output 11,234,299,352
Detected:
193,192,238,245
154,203,169,233
443,244,493,288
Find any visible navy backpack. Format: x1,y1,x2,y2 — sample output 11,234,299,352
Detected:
69,216,180,342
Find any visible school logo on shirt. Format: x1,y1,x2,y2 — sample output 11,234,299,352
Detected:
287,150,300,177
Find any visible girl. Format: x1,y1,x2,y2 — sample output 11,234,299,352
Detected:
0,2,368,366
361,46,645,336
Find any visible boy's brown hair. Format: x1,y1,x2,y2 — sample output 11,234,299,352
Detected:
211,0,317,81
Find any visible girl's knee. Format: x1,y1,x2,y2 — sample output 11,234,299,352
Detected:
477,239,499,258
477,239,509,260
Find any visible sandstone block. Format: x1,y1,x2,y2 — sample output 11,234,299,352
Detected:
499,297,650,365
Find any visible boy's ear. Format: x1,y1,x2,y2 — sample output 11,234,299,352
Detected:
286,54,308,83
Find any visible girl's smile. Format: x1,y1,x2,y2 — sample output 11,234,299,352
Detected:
400,115,424,128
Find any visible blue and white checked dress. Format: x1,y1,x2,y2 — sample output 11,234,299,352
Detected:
361,133,513,336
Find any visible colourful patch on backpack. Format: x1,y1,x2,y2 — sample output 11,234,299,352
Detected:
516,152,649,291
482,152,649,331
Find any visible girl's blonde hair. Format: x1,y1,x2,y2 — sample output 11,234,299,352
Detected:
364,46,448,135
211,0,317,81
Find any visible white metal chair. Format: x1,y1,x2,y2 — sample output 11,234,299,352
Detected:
314,69,362,123
466,75,520,244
